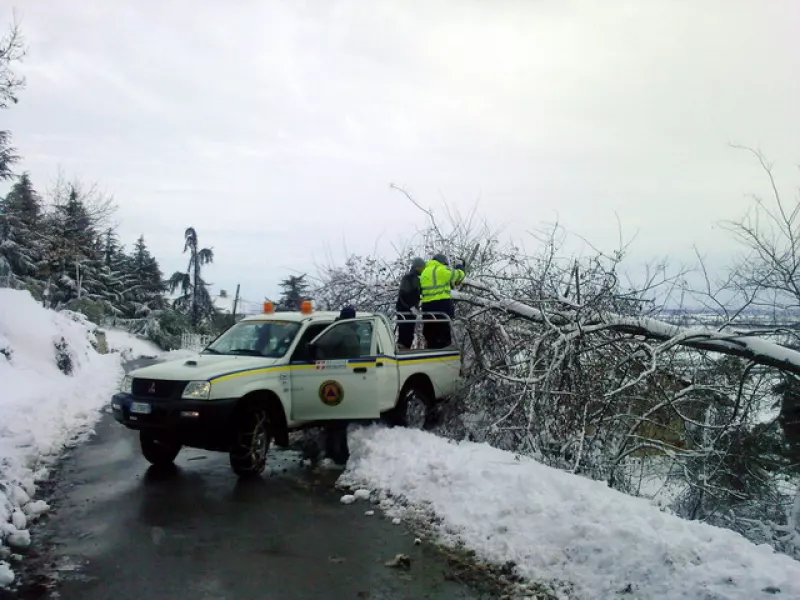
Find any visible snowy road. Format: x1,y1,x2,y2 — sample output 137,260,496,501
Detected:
13,360,484,600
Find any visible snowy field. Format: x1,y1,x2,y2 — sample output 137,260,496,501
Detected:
0,289,143,586
338,426,800,600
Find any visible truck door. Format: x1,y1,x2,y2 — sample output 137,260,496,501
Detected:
373,318,400,412
290,317,380,421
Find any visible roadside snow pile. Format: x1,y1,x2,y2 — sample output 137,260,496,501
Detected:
339,426,800,600
102,328,162,361
0,289,123,586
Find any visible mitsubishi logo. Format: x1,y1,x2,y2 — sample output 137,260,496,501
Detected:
148,382,156,394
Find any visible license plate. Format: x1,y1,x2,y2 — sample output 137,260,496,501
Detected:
130,402,152,415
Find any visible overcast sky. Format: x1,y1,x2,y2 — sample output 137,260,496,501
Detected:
2,0,799,305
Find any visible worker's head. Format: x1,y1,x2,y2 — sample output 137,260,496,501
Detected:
338,305,356,321
411,257,426,273
432,253,448,265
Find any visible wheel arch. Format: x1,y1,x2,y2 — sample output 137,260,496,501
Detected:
381,372,437,429
399,372,435,404
234,389,289,447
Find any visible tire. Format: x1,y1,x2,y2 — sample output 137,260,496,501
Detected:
140,432,181,466
389,383,436,430
229,408,271,477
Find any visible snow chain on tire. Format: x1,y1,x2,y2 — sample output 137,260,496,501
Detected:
229,410,271,477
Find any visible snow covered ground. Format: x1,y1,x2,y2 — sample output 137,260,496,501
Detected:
338,426,800,600
0,289,125,586
101,327,162,361
5,286,800,597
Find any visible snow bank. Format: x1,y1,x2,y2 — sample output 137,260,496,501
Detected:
339,426,800,600
102,328,162,361
0,289,123,586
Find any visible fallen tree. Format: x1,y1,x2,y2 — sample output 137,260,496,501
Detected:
311,179,800,559
456,280,800,378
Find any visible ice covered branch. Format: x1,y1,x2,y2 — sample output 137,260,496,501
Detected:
455,281,800,377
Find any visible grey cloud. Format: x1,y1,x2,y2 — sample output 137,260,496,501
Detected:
2,0,799,301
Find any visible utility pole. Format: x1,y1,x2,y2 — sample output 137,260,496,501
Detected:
231,284,240,324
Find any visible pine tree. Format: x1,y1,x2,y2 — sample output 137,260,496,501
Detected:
277,274,310,310
0,172,44,284
169,227,217,327
96,227,131,313
44,186,104,305
126,235,166,317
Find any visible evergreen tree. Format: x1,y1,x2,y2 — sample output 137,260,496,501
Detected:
277,274,309,310
0,172,44,283
126,235,166,317
96,227,131,313
169,227,217,327
43,186,105,305
103,228,123,268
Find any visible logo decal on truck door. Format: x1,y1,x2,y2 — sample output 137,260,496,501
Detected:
315,360,347,371
318,380,344,406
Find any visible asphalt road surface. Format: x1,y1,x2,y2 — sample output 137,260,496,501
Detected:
13,359,487,600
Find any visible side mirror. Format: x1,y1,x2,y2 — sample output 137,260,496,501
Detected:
307,343,318,362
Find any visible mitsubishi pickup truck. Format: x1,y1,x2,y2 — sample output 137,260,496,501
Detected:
110,304,461,476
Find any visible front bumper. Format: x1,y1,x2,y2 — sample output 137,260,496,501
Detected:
111,393,238,444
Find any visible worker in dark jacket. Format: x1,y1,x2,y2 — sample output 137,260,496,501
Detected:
395,257,426,349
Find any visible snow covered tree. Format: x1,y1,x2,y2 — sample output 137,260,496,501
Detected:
42,186,100,304
277,273,310,310
0,172,44,284
39,183,120,307
125,234,166,317
92,227,131,312
312,185,800,559
0,20,24,181
169,227,217,327
0,20,28,283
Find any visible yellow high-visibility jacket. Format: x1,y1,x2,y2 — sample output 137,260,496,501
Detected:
420,259,465,303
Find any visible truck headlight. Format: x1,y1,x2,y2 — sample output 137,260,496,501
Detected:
182,381,211,400
120,375,133,394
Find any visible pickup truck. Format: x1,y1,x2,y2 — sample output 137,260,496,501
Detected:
111,306,461,476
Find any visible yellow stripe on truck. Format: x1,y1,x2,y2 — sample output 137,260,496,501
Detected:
211,365,288,383
209,355,459,383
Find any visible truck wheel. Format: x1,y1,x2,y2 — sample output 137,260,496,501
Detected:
140,432,181,466
396,384,436,430
229,408,271,477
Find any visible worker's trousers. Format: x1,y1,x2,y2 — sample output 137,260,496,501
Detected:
395,309,416,348
421,298,454,349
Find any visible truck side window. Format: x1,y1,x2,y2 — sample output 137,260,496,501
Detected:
291,323,331,362
314,321,374,360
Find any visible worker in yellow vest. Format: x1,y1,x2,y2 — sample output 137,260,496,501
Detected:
419,253,465,348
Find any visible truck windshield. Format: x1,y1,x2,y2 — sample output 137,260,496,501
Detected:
203,320,301,358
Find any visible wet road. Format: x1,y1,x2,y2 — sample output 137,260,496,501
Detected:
23,360,485,600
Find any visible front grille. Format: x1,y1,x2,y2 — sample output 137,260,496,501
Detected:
132,379,187,399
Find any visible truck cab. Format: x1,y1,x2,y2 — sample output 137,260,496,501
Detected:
111,304,461,476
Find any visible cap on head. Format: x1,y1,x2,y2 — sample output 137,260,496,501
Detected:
339,305,356,320
411,257,426,270
432,253,448,265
